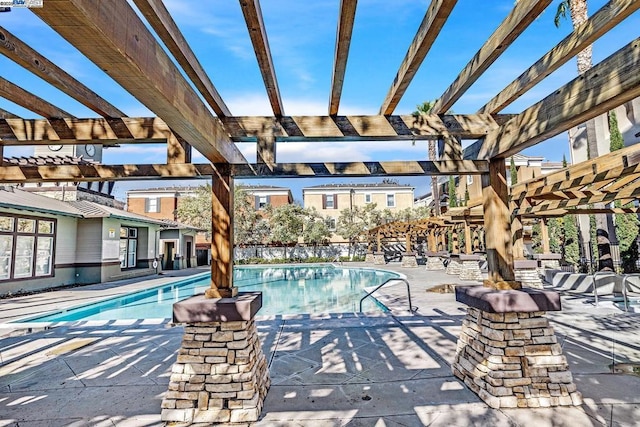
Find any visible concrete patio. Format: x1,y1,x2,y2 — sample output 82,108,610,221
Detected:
0,263,639,426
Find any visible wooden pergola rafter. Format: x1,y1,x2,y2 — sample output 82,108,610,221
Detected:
0,0,637,289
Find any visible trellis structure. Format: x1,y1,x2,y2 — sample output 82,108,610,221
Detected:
0,0,639,295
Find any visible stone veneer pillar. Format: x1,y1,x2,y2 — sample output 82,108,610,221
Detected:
533,254,562,276
425,251,445,271
365,252,375,263
446,254,463,275
401,252,418,267
514,259,543,289
459,254,483,281
452,286,582,409
161,292,270,424
373,252,385,265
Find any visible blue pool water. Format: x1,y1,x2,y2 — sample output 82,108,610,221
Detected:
22,265,400,322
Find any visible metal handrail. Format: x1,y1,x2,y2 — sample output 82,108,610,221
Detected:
621,273,640,312
592,271,617,307
359,277,414,313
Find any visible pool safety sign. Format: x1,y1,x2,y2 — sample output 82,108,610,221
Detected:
0,0,43,7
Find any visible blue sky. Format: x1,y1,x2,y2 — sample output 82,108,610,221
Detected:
0,0,638,202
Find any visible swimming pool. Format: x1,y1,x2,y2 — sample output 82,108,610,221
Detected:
20,265,401,322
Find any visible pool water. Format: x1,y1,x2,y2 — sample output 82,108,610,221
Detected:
22,265,400,322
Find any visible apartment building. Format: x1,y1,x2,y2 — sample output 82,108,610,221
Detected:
303,182,415,242
239,185,293,212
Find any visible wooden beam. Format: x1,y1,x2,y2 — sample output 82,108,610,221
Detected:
431,0,551,113
0,117,179,144
230,160,489,178
0,163,215,183
0,76,73,119
0,25,125,118
222,114,513,141
482,158,514,281
528,207,640,217
329,0,357,116
239,0,284,116
466,37,640,160
33,0,244,164
480,0,640,114
132,0,231,117
0,108,18,119
379,0,457,115
256,136,276,168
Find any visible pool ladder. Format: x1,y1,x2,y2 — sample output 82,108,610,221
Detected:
359,278,416,313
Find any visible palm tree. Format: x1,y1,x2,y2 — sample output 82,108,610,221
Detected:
555,0,614,271
414,100,453,217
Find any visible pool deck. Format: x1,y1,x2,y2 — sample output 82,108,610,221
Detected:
0,263,639,426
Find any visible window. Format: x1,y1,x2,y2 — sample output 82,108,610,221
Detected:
324,194,335,209
258,196,268,210
325,217,336,231
146,197,159,213
386,194,395,207
364,193,372,204
0,214,55,281
120,226,138,268
467,175,473,185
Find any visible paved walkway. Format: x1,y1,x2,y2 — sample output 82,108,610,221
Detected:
0,263,639,426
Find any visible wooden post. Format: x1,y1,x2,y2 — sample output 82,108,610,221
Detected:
377,230,382,252
464,221,472,254
452,227,459,254
405,233,412,253
440,229,447,251
205,169,238,298
428,229,436,252
510,189,527,260
482,159,514,282
540,218,550,253
473,228,481,252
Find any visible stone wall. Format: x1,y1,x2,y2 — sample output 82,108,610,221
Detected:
452,307,581,409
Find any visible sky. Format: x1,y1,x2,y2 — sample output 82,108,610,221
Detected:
0,0,638,203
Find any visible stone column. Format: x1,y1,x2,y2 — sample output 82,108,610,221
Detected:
402,233,418,267
373,252,385,265
446,253,462,275
459,254,483,281
162,293,270,424
452,286,581,409
533,253,562,275
514,259,543,289
425,251,445,270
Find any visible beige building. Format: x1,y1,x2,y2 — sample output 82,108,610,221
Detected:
444,154,564,208
303,182,415,243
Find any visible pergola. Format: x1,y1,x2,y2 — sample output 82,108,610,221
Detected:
1,0,639,297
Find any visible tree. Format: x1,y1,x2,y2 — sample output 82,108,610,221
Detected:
301,207,331,254
563,215,580,266
267,204,305,258
234,186,269,247
336,203,383,260
555,0,615,271
414,100,453,217
609,112,639,272
448,176,457,208
609,110,624,152
176,184,212,238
